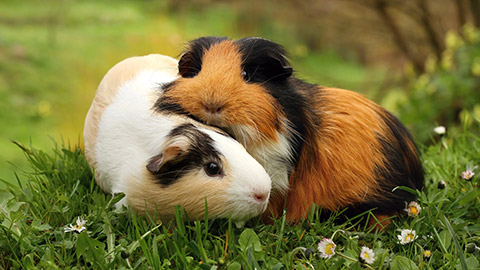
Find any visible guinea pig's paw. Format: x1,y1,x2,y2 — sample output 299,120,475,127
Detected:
235,220,246,228
113,197,129,214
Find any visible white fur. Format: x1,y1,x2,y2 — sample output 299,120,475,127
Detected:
95,69,176,193
231,124,293,195
204,127,272,220
91,64,271,221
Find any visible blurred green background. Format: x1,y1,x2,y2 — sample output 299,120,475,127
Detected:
1,0,480,184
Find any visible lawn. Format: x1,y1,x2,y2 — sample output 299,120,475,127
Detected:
1,0,480,269
0,127,479,269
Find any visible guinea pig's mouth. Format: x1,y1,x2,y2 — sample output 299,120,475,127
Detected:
203,114,227,129
225,194,269,221
224,124,260,146
219,126,238,140
194,118,238,141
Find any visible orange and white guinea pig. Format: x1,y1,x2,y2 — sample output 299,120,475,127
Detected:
154,37,425,225
83,54,271,222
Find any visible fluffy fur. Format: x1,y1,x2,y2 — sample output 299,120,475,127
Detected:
83,54,271,221
84,54,178,186
155,37,424,224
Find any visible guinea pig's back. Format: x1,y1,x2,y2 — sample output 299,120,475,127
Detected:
84,55,178,171
282,87,423,221
84,54,178,191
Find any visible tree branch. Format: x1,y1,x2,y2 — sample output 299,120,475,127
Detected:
418,0,444,59
469,0,480,27
373,0,424,72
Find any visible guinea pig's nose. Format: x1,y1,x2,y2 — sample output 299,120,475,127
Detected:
203,102,224,114
252,190,269,202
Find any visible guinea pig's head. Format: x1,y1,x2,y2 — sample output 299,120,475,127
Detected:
155,37,294,145
127,123,271,222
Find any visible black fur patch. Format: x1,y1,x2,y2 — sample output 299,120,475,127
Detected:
235,37,319,165
178,36,228,78
147,123,223,187
154,82,204,123
235,37,293,83
345,109,424,217
154,82,183,113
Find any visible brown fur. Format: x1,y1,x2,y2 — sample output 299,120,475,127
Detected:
162,41,285,145
165,42,396,221
266,88,390,220
160,39,423,225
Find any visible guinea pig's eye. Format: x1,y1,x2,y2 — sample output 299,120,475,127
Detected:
204,162,223,177
241,70,250,82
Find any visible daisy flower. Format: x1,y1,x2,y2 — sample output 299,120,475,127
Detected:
423,250,431,258
433,126,446,135
64,216,87,233
398,229,417,245
359,246,375,264
462,163,478,181
404,201,421,217
461,170,475,180
317,238,336,259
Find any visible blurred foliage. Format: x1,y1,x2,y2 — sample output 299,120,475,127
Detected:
388,24,480,144
0,0,388,183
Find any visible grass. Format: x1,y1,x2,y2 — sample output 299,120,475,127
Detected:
1,125,479,269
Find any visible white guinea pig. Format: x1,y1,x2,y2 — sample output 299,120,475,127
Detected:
83,54,271,222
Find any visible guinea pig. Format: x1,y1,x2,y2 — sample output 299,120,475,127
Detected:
154,37,424,225
83,54,272,222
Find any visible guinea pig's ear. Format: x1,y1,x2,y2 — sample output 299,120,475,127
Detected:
178,36,229,78
236,37,293,83
178,50,201,79
146,141,189,173
265,52,293,80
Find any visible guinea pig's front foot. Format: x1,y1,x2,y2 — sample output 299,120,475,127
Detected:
235,220,246,228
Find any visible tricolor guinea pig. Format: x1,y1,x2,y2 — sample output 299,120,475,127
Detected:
83,54,271,222
154,37,424,225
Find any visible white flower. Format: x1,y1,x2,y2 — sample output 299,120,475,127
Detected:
64,216,87,233
433,126,446,135
398,229,417,245
404,201,422,217
359,246,375,264
424,250,431,258
462,163,477,180
317,238,336,258
461,170,475,180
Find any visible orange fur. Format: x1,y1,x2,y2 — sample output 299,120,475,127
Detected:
163,39,423,225
265,88,390,221
162,41,285,145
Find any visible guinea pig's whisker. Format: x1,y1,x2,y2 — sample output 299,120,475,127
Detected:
285,118,305,144
258,72,294,86
239,40,259,66
248,118,267,142
235,125,249,147
248,66,261,81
